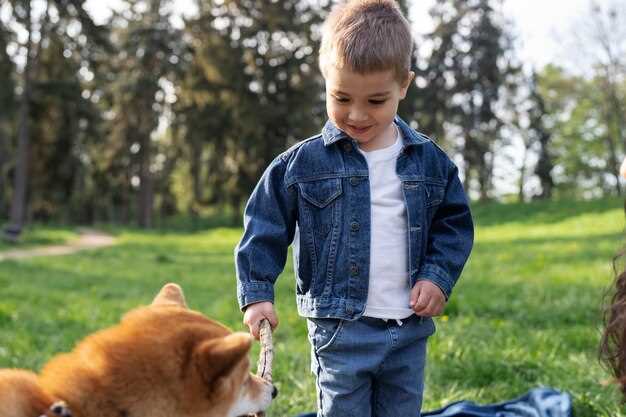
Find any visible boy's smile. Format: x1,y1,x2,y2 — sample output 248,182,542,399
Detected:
324,65,413,152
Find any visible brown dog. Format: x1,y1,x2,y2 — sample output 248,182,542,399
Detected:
0,283,275,417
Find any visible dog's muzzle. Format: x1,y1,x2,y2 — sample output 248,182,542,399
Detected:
40,401,73,417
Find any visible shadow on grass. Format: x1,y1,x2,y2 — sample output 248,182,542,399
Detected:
447,231,622,327
473,231,623,264
472,197,624,227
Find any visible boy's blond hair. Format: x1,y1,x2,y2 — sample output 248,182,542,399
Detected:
319,0,413,82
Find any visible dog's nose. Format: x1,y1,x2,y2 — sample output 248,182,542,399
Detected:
272,385,278,399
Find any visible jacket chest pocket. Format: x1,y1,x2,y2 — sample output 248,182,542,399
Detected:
424,183,445,208
403,180,445,224
298,178,343,237
424,182,445,223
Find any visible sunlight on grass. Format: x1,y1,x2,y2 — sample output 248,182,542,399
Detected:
0,226,77,250
0,198,625,416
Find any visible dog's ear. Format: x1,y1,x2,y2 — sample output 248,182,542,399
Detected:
194,332,252,383
0,370,54,417
152,283,188,308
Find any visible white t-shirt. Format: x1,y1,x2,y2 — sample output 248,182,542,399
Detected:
359,126,413,319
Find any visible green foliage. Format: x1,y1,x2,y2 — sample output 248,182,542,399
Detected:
0,0,625,229
173,0,329,218
537,65,625,198
0,198,625,416
414,0,521,200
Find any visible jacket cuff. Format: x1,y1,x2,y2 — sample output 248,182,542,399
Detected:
417,264,453,299
237,280,275,311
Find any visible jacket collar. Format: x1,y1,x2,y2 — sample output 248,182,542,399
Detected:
322,116,430,148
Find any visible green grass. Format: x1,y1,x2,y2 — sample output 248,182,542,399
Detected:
0,197,624,416
0,224,78,250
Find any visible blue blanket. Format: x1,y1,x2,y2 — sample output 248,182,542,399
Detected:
294,387,572,417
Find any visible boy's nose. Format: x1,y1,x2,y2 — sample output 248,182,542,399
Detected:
348,108,368,122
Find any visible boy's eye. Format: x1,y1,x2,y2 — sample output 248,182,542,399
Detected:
334,96,350,103
369,99,387,105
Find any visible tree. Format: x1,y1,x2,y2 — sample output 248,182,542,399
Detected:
0,24,15,218
174,0,328,219
106,0,185,228
415,0,520,200
509,70,557,201
535,65,619,198
567,0,626,195
26,31,103,222
528,72,554,199
587,2,626,195
3,0,108,240
506,68,555,202
4,0,39,241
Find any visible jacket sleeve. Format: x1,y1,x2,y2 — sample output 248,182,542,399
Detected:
235,156,297,310
417,160,474,299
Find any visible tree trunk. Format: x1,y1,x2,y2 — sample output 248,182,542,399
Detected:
607,86,626,155
534,131,554,199
518,143,528,203
137,132,153,228
0,128,8,217
462,158,472,196
604,133,621,196
190,138,202,215
478,145,494,202
4,2,34,242
607,94,625,196
602,95,622,196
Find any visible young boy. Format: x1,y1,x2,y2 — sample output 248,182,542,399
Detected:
235,1,474,416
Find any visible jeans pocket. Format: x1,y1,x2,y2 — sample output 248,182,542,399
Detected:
307,318,344,353
414,316,436,340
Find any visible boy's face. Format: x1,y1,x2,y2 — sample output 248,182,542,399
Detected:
325,65,413,151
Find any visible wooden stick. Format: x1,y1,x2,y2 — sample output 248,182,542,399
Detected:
254,319,273,417
257,318,274,382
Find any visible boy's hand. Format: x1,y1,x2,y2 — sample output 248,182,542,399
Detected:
410,281,446,317
243,301,279,339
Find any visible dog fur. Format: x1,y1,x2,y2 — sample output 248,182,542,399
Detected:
0,283,274,417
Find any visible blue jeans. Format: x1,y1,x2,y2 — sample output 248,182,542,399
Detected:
307,314,436,417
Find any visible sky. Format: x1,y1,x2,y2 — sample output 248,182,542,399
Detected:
412,0,593,69
83,0,597,71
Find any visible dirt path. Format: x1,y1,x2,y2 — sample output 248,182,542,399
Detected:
0,230,117,262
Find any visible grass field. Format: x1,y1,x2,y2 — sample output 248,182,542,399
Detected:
0,197,624,416
0,225,77,251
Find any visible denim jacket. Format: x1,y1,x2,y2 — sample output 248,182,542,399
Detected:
235,116,474,320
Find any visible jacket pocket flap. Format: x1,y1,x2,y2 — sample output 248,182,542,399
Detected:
298,178,343,208
425,183,445,207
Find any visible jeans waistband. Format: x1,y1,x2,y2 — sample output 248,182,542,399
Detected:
359,314,423,327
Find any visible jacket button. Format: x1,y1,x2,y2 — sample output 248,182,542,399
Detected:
350,264,359,276
343,142,352,152
350,177,359,186
350,222,360,231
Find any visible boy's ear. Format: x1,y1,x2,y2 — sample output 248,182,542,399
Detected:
151,283,188,308
400,71,415,98
194,333,253,383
